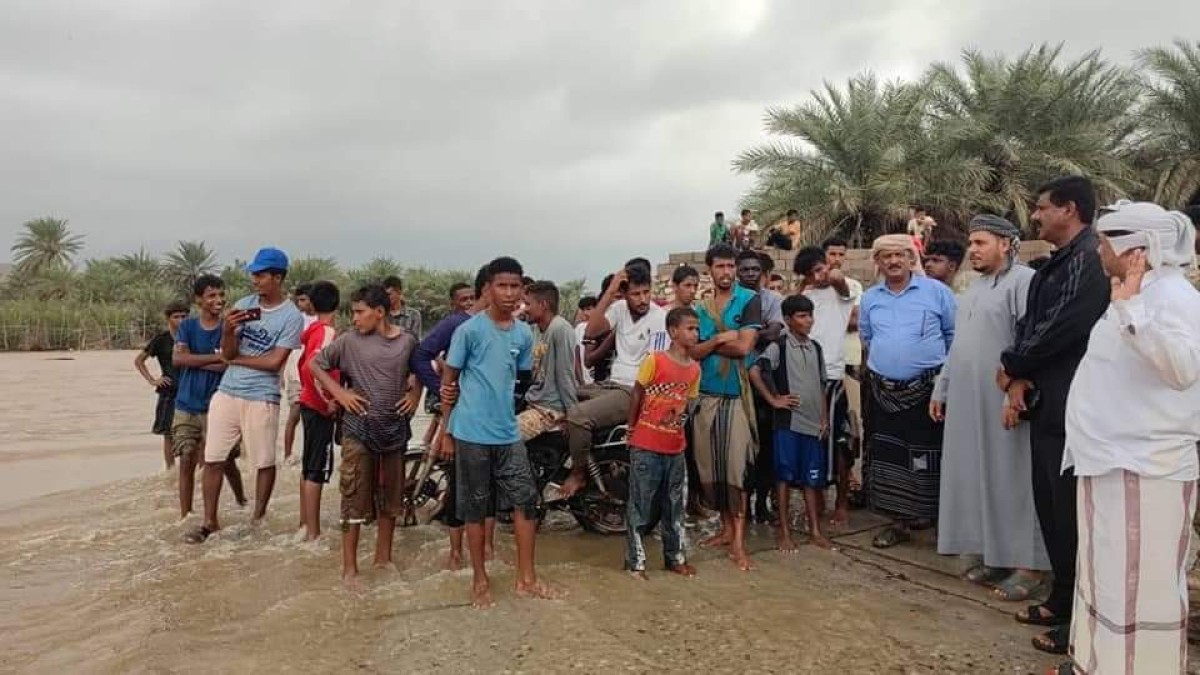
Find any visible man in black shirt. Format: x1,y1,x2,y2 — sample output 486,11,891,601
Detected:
134,301,190,470
998,176,1110,656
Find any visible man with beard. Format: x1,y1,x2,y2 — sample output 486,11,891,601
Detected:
691,244,762,570
736,250,783,522
932,216,1048,601
859,235,956,549
998,176,1109,656
562,263,668,497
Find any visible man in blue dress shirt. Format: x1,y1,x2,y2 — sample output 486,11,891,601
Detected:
859,234,957,548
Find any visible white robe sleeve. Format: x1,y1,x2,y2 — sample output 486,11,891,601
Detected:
1113,295,1200,391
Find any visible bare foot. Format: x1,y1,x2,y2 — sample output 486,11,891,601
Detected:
515,580,567,600
666,563,697,578
776,534,799,553
700,530,732,549
811,534,836,550
471,581,495,609
446,552,463,571
728,551,755,571
628,570,648,581
373,560,398,573
829,506,849,529
342,573,363,593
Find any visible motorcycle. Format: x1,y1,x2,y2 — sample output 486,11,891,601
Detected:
397,420,631,536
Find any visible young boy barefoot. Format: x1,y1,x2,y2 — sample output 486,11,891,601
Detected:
296,281,340,541
310,285,419,586
749,295,834,551
624,307,701,580
440,257,562,608
135,302,189,470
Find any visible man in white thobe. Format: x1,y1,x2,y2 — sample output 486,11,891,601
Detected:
1058,201,1200,675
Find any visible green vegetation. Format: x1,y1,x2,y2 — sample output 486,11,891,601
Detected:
737,41,1200,246
2,225,585,351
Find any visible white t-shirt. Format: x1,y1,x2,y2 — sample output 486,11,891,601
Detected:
805,285,855,379
603,300,669,387
574,322,594,385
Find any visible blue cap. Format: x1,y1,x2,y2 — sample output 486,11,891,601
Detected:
246,247,289,273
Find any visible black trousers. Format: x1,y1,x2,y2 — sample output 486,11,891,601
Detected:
752,397,775,511
1030,424,1077,617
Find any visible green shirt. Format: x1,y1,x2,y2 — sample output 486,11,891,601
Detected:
709,221,729,247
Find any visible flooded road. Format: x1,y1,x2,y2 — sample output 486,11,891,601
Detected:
2,351,1068,673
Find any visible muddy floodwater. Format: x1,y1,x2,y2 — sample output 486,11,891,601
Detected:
2,351,1087,673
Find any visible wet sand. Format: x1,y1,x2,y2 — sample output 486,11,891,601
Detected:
1,351,1081,673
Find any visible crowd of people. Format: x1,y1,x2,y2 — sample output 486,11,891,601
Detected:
132,175,1200,674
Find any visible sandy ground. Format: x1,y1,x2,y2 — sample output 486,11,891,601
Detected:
0,350,1120,674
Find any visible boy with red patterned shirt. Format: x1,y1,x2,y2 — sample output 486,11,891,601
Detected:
297,281,340,541
624,306,702,579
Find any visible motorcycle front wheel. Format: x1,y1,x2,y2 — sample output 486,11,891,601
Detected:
570,447,630,535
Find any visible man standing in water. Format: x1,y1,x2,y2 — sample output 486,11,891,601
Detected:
282,284,316,464
691,243,762,570
932,216,1048,601
134,301,190,470
441,256,562,607
171,275,246,519
859,234,956,549
310,284,418,587
186,248,304,543
998,176,1108,656
439,255,559,605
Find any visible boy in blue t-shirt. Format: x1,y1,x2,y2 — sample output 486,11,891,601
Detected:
186,247,304,544
441,256,562,608
171,274,245,519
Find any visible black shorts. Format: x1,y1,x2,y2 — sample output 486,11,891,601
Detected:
825,380,854,465
300,407,336,484
153,390,176,436
455,440,538,524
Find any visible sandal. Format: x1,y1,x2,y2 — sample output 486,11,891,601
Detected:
963,565,1008,585
183,525,216,544
872,527,911,549
993,573,1043,602
1015,604,1067,627
1032,626,1070,655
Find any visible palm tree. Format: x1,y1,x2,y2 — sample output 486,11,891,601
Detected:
737,75,985,245
162,240,218,292
80,258,137,304
116,248,162,285
287,256,342,288
11,217,84,275
924,44,1141,230
1137,40,1200,208
347,257,404,288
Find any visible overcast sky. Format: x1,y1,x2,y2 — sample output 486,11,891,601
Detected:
1,1,1195,288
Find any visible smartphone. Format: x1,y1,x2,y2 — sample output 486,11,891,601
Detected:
243,307,262,322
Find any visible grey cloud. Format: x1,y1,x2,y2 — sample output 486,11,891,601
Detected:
1,0,1196,287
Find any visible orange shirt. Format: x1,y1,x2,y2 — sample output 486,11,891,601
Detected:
629,351,701,454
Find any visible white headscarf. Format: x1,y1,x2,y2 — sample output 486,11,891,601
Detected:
1097,200,1196,270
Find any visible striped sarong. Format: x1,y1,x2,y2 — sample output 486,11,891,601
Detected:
1070,471,1196,674
693,395,754,515
865,369,942,520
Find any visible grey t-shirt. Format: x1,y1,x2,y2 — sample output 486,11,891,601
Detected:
314,328,418,452
525,315,579,412
757,332,827,436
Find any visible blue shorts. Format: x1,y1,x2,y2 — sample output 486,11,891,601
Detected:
773,429,827,488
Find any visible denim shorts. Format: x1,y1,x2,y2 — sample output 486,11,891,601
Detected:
455,440,538,524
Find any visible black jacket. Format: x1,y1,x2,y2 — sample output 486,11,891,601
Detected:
1000,227,1109,437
